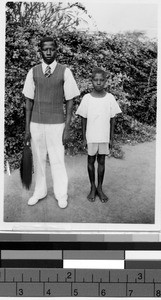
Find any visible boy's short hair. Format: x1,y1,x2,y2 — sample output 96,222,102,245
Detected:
39,37,57,49
91,67,108,79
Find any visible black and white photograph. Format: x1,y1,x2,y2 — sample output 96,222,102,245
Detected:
1,0,161,231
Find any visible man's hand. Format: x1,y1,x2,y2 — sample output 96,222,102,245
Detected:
62,127,70,145
25,130,31,145
25,97,33,146
82,137,87,150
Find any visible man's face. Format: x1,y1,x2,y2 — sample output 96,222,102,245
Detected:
41,41,56,65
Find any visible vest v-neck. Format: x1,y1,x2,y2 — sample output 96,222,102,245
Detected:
41,63,59,78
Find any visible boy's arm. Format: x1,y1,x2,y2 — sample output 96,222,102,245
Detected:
110,117,115,149
82,117,87,148
62,99,73,145
25,97,34,144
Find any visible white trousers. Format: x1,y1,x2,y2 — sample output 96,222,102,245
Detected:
30,122,68,201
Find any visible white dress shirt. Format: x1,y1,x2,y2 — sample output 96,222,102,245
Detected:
22,60,80,100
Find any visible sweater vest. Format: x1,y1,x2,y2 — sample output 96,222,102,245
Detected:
31,63,66,124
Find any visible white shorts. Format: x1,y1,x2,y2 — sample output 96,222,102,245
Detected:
87,143,109,156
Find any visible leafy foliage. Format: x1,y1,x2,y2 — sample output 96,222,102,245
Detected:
5,9,157,170
6,2,89,30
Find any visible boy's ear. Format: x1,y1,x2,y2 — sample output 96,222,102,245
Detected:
90,74,93,81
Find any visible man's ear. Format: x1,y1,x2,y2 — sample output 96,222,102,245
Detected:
37,49,42,61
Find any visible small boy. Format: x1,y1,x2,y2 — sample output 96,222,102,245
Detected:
76,67,122,202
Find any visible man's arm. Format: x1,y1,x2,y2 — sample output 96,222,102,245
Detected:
25,97,34,144
62,99,73,145
110,117,115,150
62,67,80,145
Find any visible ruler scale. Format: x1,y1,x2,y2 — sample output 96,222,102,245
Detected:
0,242,161,297
0,268,161,297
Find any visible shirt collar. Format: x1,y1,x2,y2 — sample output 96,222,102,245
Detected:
42,60,57,73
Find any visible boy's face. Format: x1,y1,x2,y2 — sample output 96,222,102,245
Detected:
92,73,106,92
41,41,56,65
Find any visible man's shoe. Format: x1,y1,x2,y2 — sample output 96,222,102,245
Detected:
57,196,68,209
28,193,47,206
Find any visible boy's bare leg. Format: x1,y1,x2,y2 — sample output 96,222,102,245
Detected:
87,155,97,201
97,154,108,202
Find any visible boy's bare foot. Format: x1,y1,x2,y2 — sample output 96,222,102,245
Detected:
87,186,96,202
96,187,108,203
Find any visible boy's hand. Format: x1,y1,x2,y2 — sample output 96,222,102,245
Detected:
109,139,113,151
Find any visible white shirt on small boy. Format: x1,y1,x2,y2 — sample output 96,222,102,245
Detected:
76,93,122,144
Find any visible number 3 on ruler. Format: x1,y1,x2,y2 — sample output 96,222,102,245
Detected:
18,289,23,296
138,273,143,280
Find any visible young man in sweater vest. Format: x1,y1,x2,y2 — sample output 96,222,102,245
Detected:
23,37,80,208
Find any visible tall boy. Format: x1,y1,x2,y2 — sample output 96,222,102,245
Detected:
76,67,121,202
22,36,80,208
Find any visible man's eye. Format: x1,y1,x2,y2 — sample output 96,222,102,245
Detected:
43,48,54,51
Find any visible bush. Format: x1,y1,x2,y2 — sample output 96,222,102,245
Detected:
5,23,157,170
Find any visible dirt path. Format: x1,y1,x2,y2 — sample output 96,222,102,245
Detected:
4,141,156,224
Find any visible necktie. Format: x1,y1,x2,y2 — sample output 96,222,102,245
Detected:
45,65,51,77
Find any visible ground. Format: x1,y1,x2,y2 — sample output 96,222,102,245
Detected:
4,141,155,224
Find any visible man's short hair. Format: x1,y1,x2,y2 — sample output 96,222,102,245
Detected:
39,37,57,49
91,67,108,79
